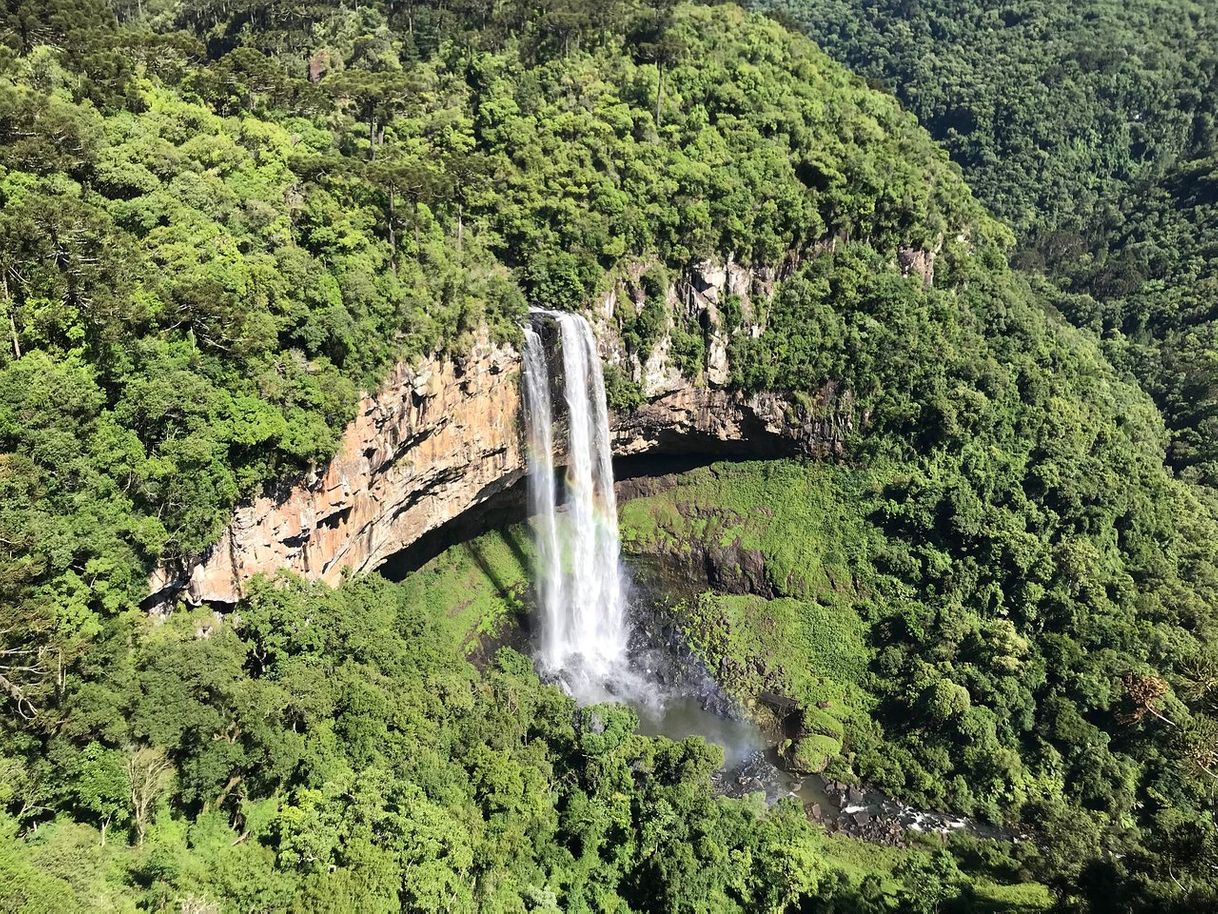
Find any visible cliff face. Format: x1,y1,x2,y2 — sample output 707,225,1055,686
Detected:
149,259,856,607
148,331,524,605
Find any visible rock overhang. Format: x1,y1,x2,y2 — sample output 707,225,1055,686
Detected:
146,259,856,608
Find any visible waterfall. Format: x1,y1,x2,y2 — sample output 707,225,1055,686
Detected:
521,310,629,689
522,325,565,666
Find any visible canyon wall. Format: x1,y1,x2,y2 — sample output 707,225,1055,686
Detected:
148,259,857,607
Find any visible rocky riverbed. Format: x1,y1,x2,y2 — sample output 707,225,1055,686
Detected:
619,568,1024,847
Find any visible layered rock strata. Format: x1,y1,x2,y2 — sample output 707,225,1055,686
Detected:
148,332,523,605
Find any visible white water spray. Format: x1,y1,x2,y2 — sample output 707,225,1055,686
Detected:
522,310,629,691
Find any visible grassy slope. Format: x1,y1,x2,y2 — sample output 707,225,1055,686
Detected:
618,460,875,597
618,460,887,770
392,527,533,651
397,460,890,770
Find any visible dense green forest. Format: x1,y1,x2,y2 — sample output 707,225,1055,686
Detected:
753,0,1218,485
0,0,1216,911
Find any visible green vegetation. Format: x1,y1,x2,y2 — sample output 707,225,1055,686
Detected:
753,0,1218,485
0,548,1051,912
625,454,1218,911
0,0,1215,911
753,0,1217,240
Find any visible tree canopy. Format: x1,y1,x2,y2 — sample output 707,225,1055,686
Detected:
0,1,1215,911
753,0,1218,485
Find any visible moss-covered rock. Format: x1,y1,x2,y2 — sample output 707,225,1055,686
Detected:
791,733,841,774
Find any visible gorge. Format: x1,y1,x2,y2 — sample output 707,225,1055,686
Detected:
10,2,1218,908
147,260,857,609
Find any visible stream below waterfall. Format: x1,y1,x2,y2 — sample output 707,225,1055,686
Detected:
619,569,1022,845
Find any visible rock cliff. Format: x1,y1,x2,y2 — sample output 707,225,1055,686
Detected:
148,259,856,607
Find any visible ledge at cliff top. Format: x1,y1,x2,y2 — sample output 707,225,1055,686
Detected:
148,258,861,607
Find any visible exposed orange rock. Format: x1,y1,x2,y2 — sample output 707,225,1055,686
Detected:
149,330,522,605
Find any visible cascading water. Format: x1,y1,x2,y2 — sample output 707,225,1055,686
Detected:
521,325,565,664
520,313,770,792
522,310,629,693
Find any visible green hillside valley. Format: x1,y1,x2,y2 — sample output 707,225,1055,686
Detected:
0,1,1215,912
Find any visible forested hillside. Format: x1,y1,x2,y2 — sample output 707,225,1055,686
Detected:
0,0,975,643
0,1,1215,912
754,0,1218,485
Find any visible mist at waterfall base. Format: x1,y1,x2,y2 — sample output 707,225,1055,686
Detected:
521,310,768,772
